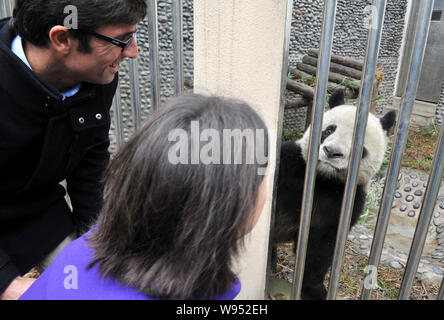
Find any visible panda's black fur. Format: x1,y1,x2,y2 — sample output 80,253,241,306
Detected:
273,89,396,300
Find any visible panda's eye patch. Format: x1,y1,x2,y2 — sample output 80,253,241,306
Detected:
321,125,337,143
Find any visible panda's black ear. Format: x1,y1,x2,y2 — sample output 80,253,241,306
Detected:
380,110,396,134
328,88,345,109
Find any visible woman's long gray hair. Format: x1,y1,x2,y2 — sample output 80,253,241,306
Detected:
87,94,269,299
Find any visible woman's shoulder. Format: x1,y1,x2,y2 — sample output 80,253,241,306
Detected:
20,231,242,300
20,232,149,300
213,276,241,300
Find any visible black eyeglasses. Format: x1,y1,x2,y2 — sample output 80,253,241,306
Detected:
75,29,136,52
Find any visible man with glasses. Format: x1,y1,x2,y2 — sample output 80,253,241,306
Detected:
0,0,147,299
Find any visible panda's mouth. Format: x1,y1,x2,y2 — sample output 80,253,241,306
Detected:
319,160,347,173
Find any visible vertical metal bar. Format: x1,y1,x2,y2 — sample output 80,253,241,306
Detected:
147,0,161,112
291,0,337,300
398,124,444,299
0,1,6,18
397,0,420,97
5,0,12,16
265,0,294,298
113,82,124,148
129,58,141,130
172,0,184,95
327,0,387,300
361,0,435,300
438,277,444,300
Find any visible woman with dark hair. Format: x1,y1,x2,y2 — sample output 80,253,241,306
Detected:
20,94,269,300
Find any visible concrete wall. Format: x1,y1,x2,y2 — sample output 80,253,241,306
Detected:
193,0,291,300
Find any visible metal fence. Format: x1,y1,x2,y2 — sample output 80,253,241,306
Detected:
282,0,444,300
111,0,185,147
1,0,443,300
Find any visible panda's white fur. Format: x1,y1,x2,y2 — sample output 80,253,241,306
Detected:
297,104,388,186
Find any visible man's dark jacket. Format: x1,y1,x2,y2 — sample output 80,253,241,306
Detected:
0,18,118,294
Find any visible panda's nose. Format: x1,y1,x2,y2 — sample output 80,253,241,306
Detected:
323,146,344,159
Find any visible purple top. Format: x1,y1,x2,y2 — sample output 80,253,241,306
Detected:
20,234,241,300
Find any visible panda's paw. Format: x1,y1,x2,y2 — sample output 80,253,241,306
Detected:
301,285,327,300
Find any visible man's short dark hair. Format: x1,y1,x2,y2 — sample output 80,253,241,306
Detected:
87,94,269,299
11,0,147,52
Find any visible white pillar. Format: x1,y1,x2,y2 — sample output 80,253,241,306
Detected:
194,0,292,299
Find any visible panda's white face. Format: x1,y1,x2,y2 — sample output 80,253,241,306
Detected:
297,104,388,185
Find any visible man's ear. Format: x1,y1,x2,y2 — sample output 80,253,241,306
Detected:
48,26,73,54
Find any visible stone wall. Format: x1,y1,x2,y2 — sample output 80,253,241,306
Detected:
111,0,412,152
109,0,195,153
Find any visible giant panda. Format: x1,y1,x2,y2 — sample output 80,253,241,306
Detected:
273,89,396,300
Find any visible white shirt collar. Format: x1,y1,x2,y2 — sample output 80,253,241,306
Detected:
11,34,32,69
11,35,81,100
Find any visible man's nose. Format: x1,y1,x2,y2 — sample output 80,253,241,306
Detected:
123,39,139,59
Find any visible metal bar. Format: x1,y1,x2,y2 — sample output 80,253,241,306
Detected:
113,82,124,148
172,0,184,95
360,0,435,300
291,0,337,300
438,276,444,300
147,0,161,112
264,0,294,298
327,0,386,300
398,123,444,299
0,1,6,18
5,0,12,16
397,0,420,96
129,58,141,130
